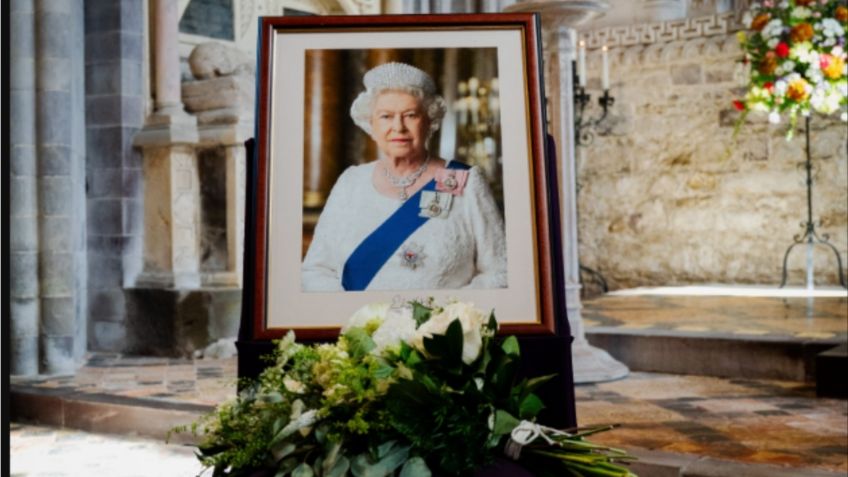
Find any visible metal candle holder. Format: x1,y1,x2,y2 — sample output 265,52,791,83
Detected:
573,60,614,147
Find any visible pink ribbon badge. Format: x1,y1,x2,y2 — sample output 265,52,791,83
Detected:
435,169,469,196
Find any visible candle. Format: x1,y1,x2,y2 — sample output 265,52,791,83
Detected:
455,98,467,126
468,77,479,96
602,45,610,90
569,29,578,62
469,96,480,124
578,40,587,87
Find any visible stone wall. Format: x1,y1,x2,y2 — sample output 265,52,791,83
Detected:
578,28,848,290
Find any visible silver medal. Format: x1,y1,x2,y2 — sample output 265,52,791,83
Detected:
398,242,426,270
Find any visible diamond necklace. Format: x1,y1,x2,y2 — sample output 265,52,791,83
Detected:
383,155,430,200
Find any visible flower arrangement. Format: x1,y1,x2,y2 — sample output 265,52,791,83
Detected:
178,300,637,477
735,0,848,136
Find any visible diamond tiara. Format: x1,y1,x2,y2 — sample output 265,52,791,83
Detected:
363,62,436,95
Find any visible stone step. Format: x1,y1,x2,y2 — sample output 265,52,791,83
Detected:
10,383,211,445
586,327,842,382
816,343,848,398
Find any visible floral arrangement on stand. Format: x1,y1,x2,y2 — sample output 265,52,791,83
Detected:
735,0,847,137
177,300,637,477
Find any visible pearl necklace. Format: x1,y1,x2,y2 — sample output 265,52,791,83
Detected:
383,155,430,200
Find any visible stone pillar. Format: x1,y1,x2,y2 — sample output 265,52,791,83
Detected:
134,0,200,288
125,42,252,358
10,0,87,376
506,0,629,383
36,0,87,375
84,0,146,351
181,42,256,286
10,0,40,376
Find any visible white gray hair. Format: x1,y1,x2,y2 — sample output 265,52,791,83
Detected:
350,62,447,139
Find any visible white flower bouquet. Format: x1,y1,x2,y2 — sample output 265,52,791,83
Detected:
179,300,637,477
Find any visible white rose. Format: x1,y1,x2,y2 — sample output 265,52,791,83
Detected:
283,377,306,394
343,302,390,333
413,302,487,364
371,305,417,354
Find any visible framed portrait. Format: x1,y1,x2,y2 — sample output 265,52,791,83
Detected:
247,13,565,341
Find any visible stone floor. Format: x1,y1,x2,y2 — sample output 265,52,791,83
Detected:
9,423,204,477
10,354,238,407
577,372,848,474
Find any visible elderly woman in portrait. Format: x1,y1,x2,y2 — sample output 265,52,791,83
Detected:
302,62,507,291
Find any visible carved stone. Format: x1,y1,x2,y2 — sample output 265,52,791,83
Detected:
188,42,254,80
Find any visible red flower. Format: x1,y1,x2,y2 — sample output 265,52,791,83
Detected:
763,81,774,92
775,42,790,58
733,100,745,111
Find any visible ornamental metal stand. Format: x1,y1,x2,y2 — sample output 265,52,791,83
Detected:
779,115,847,289
573,58,613,292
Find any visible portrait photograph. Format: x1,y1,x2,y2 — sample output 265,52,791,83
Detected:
250,14,560,338
299,47,507,293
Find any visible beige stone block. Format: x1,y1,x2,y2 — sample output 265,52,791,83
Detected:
182,75,254,113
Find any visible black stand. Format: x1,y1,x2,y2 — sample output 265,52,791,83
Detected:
236,138,578,428
779,116,847,289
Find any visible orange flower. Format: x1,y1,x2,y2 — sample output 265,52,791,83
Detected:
759,51,778,75
786,78,810,102
790,23,814,43
751,13,771,31
821,54,845,80
835,6,848,23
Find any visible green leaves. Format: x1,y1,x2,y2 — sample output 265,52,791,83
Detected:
291,463,314,477
500,336,520,357
398,457,430,477
344,328,376,360
518,394,544,420
422,319,464,371
491,410,520,437
411,302,433,326
349,441,410,477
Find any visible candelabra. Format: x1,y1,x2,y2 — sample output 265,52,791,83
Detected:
573,42,615,146
452,76,502,198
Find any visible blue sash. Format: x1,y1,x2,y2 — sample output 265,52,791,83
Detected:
341,161,470,291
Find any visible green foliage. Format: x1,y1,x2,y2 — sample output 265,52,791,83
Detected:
381,318,550,476
410,302,433,327
175,303,637,477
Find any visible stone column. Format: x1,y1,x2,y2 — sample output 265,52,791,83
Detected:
506,0,629,383
10,0,87,376
134,0,200,288
181,42,256,286
36,0,87,375
84,0,146,351
10,0,40,376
